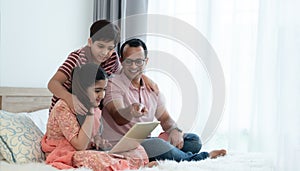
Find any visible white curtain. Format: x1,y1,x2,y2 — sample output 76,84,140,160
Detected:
147,0,300,170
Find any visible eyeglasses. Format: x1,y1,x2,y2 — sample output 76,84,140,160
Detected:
123,59,146,67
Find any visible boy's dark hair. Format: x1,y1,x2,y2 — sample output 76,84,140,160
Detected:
71,63,108,114
90,20,120,45
119,38,148,61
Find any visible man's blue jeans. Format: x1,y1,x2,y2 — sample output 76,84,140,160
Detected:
141,133,209,162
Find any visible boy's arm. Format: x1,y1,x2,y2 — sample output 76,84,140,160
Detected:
142,74,159,95
48,71,87,114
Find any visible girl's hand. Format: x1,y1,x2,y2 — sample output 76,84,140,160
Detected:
66,94,88,115
92,135,112,151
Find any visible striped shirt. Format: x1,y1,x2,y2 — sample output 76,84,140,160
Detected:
49,46,121,112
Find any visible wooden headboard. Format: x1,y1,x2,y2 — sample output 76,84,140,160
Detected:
0,87,52,113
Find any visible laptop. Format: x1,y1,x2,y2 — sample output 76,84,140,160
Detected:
107,121,160,154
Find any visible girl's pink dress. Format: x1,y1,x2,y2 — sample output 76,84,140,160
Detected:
41,100,148,171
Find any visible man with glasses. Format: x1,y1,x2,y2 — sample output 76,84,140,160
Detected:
101,38,226,162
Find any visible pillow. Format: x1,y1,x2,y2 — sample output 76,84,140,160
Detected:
0,110,45,163
26,109,49,134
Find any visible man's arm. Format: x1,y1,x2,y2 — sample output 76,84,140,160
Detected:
104,100,148,126
104,99,132,125
156,108,176,132
157,109,184,149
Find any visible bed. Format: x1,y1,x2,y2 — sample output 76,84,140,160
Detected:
0,87,275,171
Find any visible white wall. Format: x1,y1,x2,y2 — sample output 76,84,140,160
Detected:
0,0,93,88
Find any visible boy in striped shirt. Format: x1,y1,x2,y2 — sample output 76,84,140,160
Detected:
48,20,157,115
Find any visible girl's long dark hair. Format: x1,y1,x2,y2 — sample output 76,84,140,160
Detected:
71,63,107,115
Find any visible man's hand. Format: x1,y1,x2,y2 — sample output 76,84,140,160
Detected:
130,103,148,118
66,94,88,115
168,129,184,149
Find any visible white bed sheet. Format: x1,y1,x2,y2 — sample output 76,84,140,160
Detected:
0,159,91,171
0,152,274,171
0,109,275,171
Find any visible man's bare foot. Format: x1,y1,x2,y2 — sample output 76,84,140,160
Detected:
209,149,227,159
145,161,158,168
